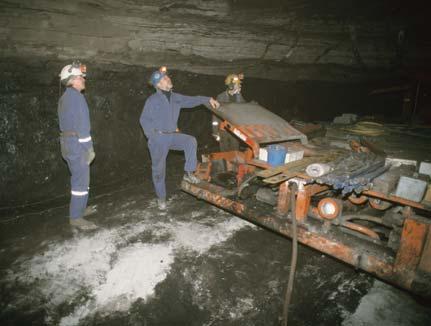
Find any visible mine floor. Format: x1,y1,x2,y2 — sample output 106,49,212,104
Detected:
1,127,431,326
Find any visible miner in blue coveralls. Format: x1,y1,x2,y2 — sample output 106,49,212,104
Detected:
140,67,220,210
58,61,97,230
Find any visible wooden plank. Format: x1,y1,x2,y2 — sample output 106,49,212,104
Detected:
246,159,271,169
264,171,300,184
260,153,343,184
263,171,311,184
256,152,340,179
256,157,318,178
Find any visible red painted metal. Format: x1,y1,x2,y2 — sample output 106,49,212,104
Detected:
317,198,342,220
394,219,430,292
363,190,426,210
295,185,311,222
342,221,380,240
181,180,431,297
277,181,291,215
348,194,368,205
369,198,393,210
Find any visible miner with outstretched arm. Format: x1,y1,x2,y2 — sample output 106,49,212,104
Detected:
140,67,220,210
212,73,247,150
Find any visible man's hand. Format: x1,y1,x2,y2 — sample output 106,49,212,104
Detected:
86,147,96,165
209,98,220,109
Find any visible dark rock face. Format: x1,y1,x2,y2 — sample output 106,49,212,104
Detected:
1,0,429,81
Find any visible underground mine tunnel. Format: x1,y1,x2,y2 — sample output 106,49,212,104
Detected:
1,1,431,325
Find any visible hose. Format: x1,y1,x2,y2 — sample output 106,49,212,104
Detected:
282,182,298,326
237,174,258,197
343,121,384,137
339,214,385,225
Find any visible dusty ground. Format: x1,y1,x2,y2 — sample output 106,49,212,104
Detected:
1,149,431,326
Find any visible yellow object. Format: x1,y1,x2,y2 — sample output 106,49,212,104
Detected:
225,73,243,87
159,66,167,74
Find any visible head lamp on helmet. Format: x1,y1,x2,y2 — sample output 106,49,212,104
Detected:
70,60,86,75
59,60,87,85
225,73,243,90
150,66,168,87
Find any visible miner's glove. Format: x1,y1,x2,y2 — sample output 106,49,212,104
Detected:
209,98,220,109
86,147,96,165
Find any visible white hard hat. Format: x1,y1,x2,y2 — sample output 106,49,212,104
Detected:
59,61,86,82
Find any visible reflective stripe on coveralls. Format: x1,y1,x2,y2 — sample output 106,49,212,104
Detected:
71,190,89,196
78,136,92,143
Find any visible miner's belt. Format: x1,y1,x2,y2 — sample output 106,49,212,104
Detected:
155,130,178,134
60,131,79,137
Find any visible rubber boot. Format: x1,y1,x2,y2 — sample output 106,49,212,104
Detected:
70,217,98,230
183,172,200,184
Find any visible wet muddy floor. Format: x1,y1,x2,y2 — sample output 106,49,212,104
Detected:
1,145,431,325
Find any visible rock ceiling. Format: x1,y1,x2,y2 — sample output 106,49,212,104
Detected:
1,0,429,81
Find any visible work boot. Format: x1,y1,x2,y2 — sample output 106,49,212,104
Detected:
183,172,200,184
157,198,167,210
69,217,98,231
83,205,97,217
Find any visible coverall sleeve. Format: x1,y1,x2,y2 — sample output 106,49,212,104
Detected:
216,91,227,103
140,98,156,139
65,92,93,150
78,97,94,150
176,94,211,109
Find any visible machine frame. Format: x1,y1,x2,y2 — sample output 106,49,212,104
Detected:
182,103,431,296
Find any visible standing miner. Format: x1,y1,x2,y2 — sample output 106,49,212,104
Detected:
140,67,220,210
216,73,246,104
212,73,247,150
58,61,97,230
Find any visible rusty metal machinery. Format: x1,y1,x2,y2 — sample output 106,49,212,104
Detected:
182,103,431,297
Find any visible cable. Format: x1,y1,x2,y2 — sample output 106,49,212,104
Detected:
343,121,384,137
282,182,298,326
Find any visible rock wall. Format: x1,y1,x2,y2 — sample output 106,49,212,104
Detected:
1,0,429,82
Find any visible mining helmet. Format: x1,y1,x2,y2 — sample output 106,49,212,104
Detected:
225,73,243,90
150,66,168,87
59,61,86,84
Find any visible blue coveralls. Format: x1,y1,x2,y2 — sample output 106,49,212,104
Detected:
140,90,210,199
58,87,94,219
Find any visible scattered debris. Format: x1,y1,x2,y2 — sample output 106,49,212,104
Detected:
333,113,358,125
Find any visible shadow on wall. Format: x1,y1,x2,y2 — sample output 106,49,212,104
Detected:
0,57,401,209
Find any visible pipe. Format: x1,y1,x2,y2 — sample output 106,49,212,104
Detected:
282,182,298,326
342,221,380,240
340,214,385,225
348,194,368,205
317,198,341,219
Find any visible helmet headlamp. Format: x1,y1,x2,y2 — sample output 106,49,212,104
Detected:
69,60,87,77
